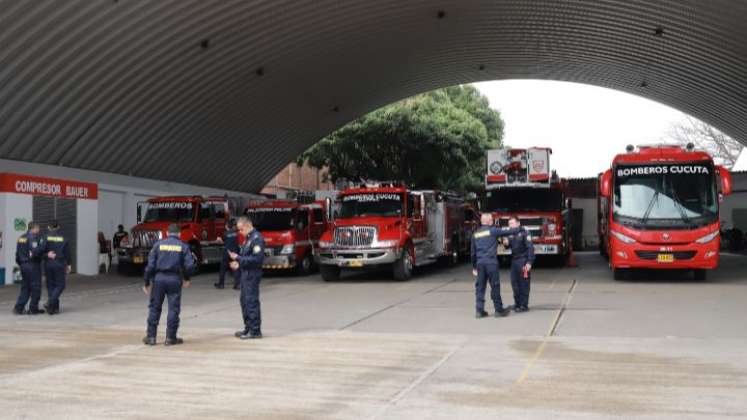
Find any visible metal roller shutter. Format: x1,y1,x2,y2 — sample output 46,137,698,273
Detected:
33,197,78,273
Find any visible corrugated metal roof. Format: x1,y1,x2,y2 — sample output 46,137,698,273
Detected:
1,0,746,192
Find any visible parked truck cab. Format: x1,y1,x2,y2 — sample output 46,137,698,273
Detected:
244,200,328,275
315,183,471,281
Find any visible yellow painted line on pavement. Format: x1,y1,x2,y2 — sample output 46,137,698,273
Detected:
515,278,577,384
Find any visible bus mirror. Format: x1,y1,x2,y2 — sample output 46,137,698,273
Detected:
718,165,733,196
600,170,612,198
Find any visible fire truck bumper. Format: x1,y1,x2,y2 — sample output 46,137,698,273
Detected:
262,255,296,270
117,248,149,265
610,240,720,270
315,247,400,268
497,243,560,255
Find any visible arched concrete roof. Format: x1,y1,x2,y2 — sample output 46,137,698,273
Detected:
1,1,746,192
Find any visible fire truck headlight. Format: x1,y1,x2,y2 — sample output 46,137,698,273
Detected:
546,223,557,236
610,230,636,244
318,240,333,249
157,231,163,240
372,239,398,248
695,231,719,244
280,244,295,255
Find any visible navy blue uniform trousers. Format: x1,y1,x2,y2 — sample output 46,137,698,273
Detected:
45,261,67,310
475,263,504,312
147,276,182,338
240,270,262,334
15,263,42,311
510,258,531,308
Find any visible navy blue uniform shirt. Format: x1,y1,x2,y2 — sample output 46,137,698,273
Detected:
237,229,265,270
144,235,197,286
43,230,71,265
16,232,44,265
223,228,240,253
507,229,536,264
471,226,524,268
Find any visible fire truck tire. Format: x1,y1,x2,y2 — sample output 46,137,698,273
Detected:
116,262,138,276
297,253,314,276
320,265,341,282
613,268,629,281
189,245,202,274
693,269,707,281
393,246,413,281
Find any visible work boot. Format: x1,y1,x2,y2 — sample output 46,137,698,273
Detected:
494,308,511,317
12,307,26,315
164,337,184,346
240,331,262,340
142,336,156,346
235,329,249,338
514,306,527,313
214,282,224,289
475,310,489,319
27,308,45,315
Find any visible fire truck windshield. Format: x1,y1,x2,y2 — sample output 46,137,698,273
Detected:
245,208,296,231
143,202,194,223
484,189,563,212
613,163,717,227
339,193,404,218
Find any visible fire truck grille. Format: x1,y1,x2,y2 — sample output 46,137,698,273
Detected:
497,217,543,227
334,226,376,247
635,251,697,261
132,230,160,248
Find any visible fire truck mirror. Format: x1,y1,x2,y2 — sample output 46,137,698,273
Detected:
137,203,143,223
600,170,612,198
565,198,573,209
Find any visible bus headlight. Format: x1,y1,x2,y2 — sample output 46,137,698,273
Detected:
695,231,719,244
610,230,636,244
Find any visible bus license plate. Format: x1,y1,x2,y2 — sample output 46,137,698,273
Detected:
133,256,144,264
657,254,674,263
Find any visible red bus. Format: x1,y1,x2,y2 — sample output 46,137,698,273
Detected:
598,144,733,280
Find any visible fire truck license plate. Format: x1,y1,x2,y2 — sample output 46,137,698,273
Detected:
133,256,144,264
657,254,674,263
345,260,364,267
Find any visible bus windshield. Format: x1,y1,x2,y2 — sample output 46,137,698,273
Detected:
245,208,296,231
339,193,403,218
143,202,194,223
613,163,717,228
483,188,563,212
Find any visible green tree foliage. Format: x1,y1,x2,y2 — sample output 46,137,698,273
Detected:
299,85,504,192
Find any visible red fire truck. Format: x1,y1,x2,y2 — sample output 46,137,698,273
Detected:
598,144,733,280
117,195,258,274
244,199,329,275
314,183,473,281
483,147,572,265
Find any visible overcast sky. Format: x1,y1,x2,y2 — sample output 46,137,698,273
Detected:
474,80,690,179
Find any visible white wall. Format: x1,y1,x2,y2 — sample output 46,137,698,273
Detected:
573,198,599,248
0,193,33,285
77,199,99,276
0,158,249,240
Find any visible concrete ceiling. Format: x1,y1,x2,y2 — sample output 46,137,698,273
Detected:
1,0,746,192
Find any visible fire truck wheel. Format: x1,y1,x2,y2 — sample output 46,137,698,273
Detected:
693,269,707,281
116,262,138,276
297,254,314,276
393,246,413,281
613,268,630,281
189,246,202,274
320,265,341,282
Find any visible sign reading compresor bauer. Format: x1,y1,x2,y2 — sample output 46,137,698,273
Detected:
0,173,98,200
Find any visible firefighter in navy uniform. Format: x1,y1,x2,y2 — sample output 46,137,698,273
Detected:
505,216,536,312
42,220,71,315
229,215,265,339
470,213,524,318
13,222,46,315
215,218,240,290
142,224,196,346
